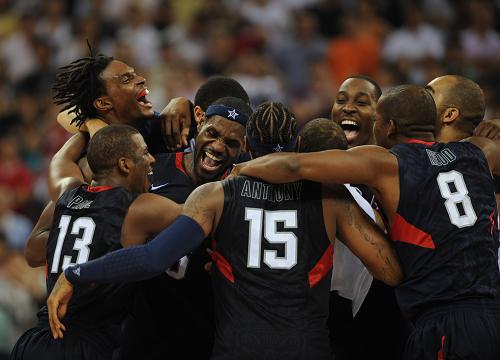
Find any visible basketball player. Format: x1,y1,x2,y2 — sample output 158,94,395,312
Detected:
121,95,252,360
235,85,500,359
46,102,402,359
11,125,181,359
330,76,407,360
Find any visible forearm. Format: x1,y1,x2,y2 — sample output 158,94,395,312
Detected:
49,133,87,199
239,153,301,183
64,215,204,285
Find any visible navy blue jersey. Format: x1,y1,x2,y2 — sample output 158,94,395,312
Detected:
122,151,214,359
149,152,196,203
41,185,138,347
390,141,499,320
211,176,333,359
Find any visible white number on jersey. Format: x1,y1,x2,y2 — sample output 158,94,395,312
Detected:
50,215,96,273
245,208,298,270
437,170,477,228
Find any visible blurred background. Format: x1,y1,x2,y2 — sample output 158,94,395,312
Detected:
0,0,499,355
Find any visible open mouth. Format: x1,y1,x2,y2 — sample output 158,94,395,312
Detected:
137,88,153,108
340,119,360,142
200,150,224,172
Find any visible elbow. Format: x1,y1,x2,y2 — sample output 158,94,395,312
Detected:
24,248,45,268
374,264,403,287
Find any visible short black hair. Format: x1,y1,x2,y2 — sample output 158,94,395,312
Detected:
378,85,436,135
53,54,113,127
194,75,250,110
344,75,382,100
299,118,348,152
437,75,485,129
246,102,297,157
87,124,141,177
209,96,253,120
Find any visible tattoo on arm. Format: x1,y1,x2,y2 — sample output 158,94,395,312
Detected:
182,184,216,233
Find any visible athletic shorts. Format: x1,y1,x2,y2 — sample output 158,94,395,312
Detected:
405,298,500,360
10,326,113,360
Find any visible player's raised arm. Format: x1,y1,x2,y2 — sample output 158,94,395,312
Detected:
330,186,403,286
467,136,500,176
48,132,88,201
238,145,397,189
24,200,55,267
47,182,223,338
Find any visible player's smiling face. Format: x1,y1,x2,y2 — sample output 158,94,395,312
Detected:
100,60,154,125
331,78,377,148
129,133,155,193
193,116,245,182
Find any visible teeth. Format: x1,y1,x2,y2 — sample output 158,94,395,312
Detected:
148,169,153,175
205,151,222,161
341,120,358,126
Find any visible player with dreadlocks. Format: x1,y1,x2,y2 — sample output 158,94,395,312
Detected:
47,102,402,359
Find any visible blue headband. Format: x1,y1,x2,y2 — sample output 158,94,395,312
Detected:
205,104,248,127
246,128,297,154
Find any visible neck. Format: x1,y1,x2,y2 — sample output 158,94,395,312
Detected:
183,152,203,186
397,132,435,145
90,175,128,190
435,126,470,143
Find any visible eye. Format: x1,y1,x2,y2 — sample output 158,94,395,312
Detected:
336,98,346,104
206,128,217,137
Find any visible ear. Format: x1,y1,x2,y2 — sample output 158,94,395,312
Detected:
442,107,460,124
93,96,113,112
295,135,301,152
117,157,133,175
194,106,205,126
388,119,398,139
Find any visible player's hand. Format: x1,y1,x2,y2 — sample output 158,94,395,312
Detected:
47,272,74,339
474,119,500,141
160,97,192,151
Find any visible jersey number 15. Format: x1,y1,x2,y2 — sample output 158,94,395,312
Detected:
245,208,298,270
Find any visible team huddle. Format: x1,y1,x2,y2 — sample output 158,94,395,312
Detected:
9,52,500,360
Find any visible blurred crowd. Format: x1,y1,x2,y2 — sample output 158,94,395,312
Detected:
0,0,499,355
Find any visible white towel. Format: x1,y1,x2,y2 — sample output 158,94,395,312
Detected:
331,184,376,317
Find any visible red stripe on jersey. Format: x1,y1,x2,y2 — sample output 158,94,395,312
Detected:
175,152,188,176
308,244,333,288
490,211,495,236
391,213,436,249
407,139,436,146
85,185,113,192
437,335,445,360
212,250,235,283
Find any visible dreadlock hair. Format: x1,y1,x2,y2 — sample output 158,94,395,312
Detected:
194,75,250,110
299,118,347,153
53,54,113,128
344,75,382,100
246,102,297,157
87,124,141,179
378,85,436,136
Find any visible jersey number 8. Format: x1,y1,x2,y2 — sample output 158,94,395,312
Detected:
437,170,477,228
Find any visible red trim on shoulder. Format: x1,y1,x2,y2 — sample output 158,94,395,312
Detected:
308,244,333,288
175,152,188,176
85,185,113,192
407,139,436,146
391,213,435,249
